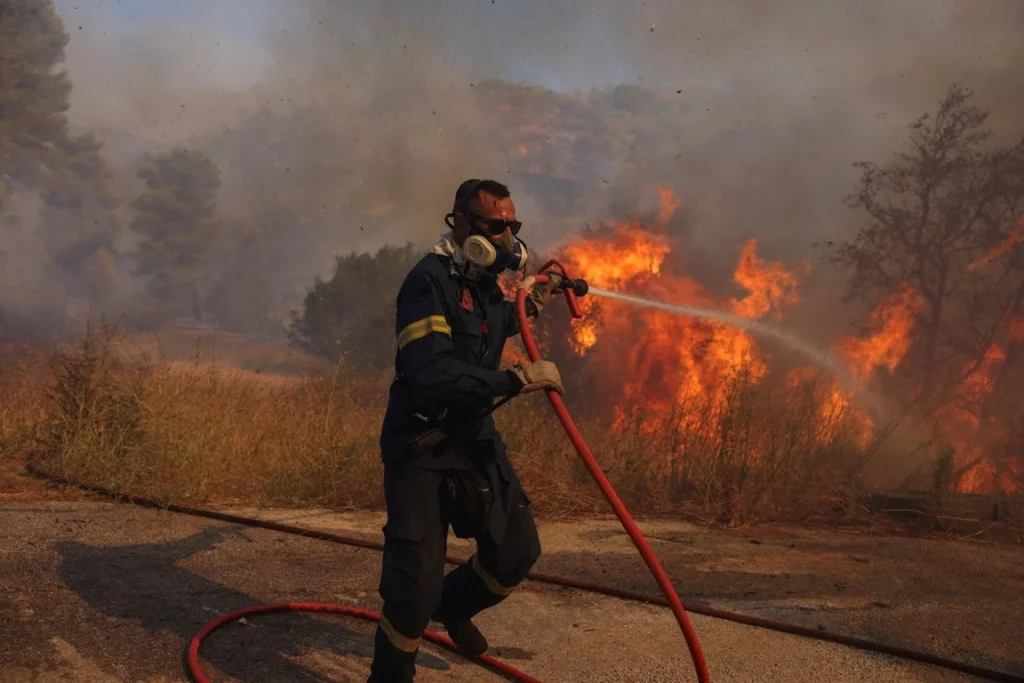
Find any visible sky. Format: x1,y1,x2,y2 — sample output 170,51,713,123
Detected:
52,0,637,92
50,1,1024,145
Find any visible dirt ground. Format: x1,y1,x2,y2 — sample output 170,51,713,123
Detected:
1,495,1022,683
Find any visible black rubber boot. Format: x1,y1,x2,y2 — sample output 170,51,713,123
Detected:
432,607,489,657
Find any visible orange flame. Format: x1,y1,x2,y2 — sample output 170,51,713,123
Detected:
818,285,924,450
657,186,682,224
837,284,923,383
730,239,807,320
783,366,875,449
932,344,1011,493
1008,316,1024,342
967,218,1024,271
557,208,806,435
561,222,673,355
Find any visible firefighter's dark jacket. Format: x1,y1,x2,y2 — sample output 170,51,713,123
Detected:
380,251,520,465
380,251,527,545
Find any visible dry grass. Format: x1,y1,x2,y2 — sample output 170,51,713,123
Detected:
1,326,1018,526
19,328,387,508
0,345,52,496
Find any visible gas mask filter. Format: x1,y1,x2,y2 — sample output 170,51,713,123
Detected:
462,231,529,274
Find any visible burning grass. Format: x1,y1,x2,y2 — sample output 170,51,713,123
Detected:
1,322,1014,526
2,188,1020,523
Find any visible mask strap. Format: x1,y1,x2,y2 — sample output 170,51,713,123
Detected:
454,179,483,217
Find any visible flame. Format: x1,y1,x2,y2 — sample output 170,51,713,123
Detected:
818,285,924,450
827,387,875,449
557,209,806,435
783,367,874,449
837,284,923,383
930,344,1013,493
1008,316,1024,342
967,218,1024,271
562,221,672,355
657,186,682,224
730,239,807,320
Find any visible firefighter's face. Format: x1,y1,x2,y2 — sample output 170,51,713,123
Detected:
454,191,518,247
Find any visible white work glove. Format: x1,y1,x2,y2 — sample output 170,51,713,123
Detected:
522,270,564,318
509,360,564,395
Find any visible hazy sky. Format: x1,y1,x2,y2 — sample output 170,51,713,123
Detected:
53,0,1022,142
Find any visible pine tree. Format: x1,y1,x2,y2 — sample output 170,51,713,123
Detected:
0,0,73,214
129,148,221,318
37,132,121,304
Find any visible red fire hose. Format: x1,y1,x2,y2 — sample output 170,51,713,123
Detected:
516,262,711,682
182,260,711,683
187,602,541,683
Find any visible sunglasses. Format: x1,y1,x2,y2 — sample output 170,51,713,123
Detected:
466,212,522,237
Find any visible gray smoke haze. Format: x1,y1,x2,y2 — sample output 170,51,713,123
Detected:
4,0,1023,339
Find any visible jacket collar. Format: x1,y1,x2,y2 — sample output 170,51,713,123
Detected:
432,230,494,284
432,230,466,269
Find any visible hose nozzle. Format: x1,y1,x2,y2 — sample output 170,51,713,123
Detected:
534,260,587,318
565,278,588,298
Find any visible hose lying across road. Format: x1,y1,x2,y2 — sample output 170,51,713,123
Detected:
186,601,542,683
25,463,1023,683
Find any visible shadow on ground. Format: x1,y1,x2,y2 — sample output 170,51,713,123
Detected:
53,524,450,682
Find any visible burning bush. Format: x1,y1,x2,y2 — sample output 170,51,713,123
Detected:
519,178,1022,498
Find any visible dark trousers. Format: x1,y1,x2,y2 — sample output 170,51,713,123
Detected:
368,460,541,682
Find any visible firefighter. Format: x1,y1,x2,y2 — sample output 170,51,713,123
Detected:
367,179,565,682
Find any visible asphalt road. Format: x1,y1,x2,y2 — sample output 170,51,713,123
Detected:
1,501,1022,682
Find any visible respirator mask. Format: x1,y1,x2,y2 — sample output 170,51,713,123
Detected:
445,204,528,275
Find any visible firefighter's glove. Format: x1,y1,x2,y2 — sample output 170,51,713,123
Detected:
509,360,564,395
523,270,564,318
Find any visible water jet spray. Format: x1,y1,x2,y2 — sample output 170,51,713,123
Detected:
588,286,856,387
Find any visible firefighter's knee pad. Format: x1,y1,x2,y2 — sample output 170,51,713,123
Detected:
379,522,444,640
500,530,541,588
477,507,542,592
504,496,542,585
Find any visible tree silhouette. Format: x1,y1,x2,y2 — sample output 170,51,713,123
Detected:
0,0,73,216
289,243,423,367
129,148,222,319
832,85,1024,396
37,132,121,304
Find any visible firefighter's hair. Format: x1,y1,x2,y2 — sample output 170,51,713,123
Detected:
453,179,510,213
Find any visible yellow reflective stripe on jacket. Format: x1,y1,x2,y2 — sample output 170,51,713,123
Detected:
379,614,421,653
397,315,452,350
472,553,515,596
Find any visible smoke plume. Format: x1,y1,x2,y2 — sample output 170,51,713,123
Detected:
2,0,1022,338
